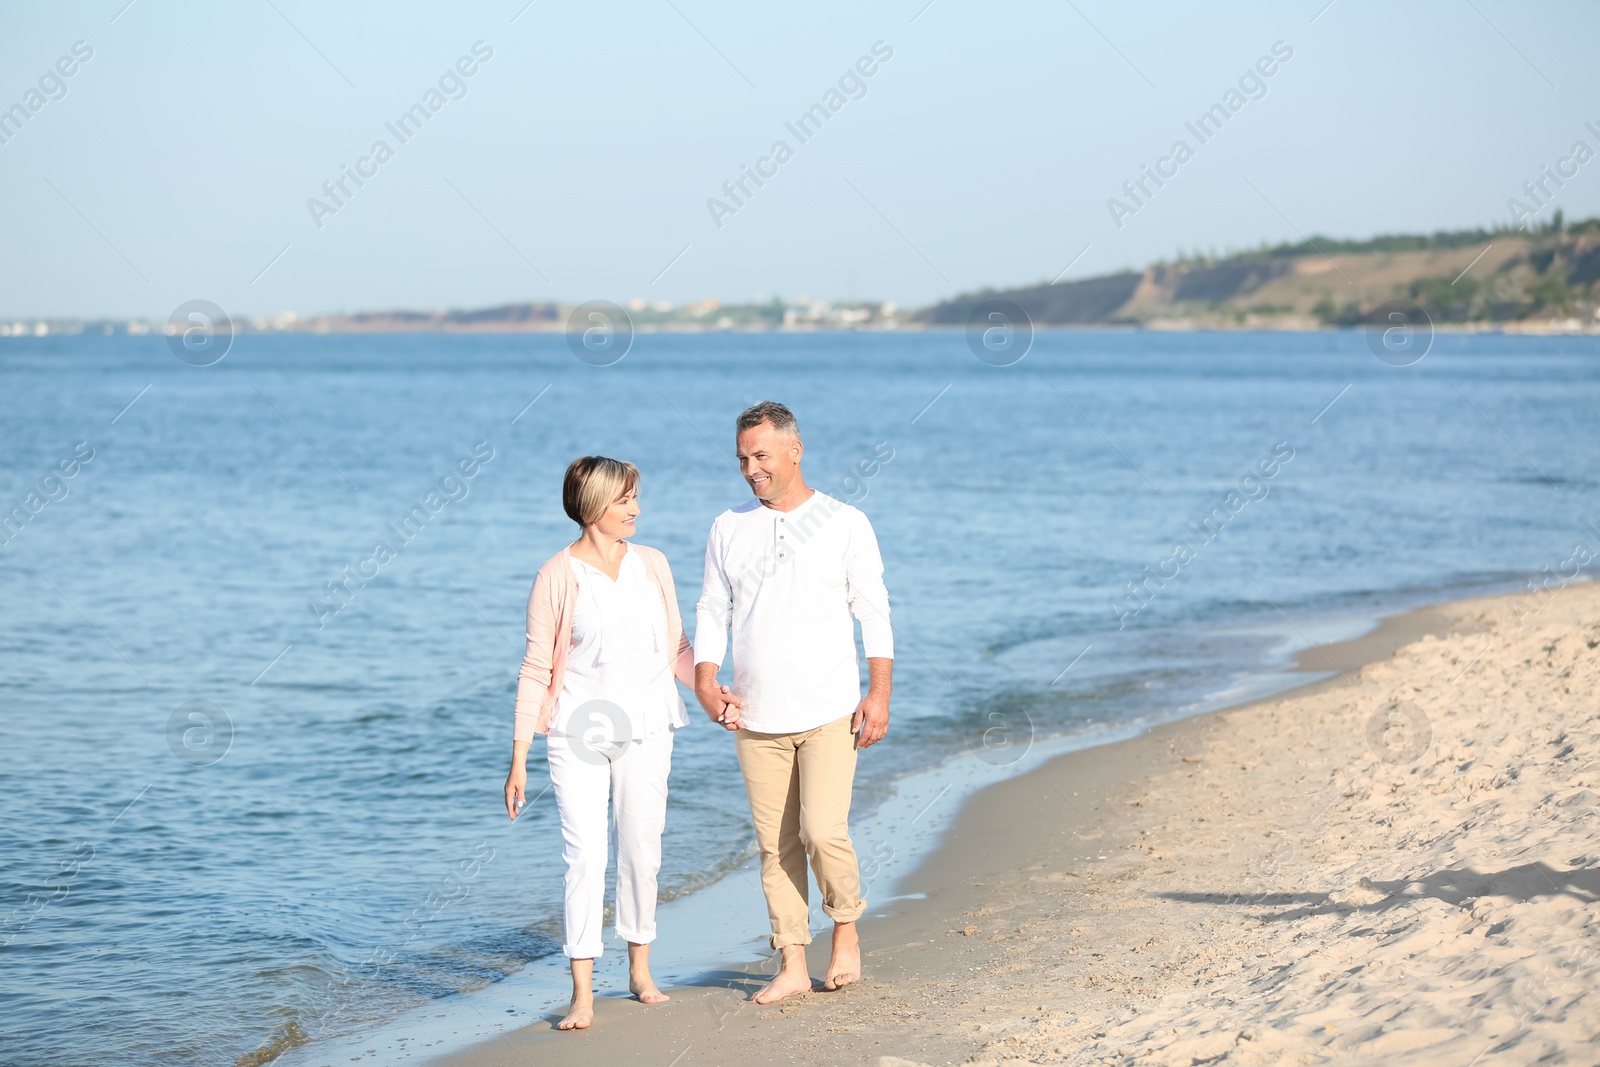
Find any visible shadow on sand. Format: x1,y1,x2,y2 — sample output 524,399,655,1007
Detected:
1158,861,1600,920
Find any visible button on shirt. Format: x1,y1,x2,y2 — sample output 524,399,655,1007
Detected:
694,491,893,734
556,546,688,741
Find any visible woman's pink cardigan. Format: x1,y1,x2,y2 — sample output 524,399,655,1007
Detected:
512,543,696,742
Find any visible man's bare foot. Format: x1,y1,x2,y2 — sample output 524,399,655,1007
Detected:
629,976,670,1005
752,970,813,1004
752,946,813,1004
556,996,593,1030
822,921,860,991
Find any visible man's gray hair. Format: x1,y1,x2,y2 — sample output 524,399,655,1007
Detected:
736,401,800,440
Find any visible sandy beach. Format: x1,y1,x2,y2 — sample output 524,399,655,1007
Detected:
429,579,1599,1067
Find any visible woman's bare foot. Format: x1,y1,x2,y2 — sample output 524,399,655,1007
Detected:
556,996,594,1030
629,976,670,1004
752,945,813,1004
559,958,595,1030
822,921,860,991
626,942,670,1004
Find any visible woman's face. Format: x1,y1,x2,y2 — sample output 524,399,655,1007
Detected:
591,486,640,540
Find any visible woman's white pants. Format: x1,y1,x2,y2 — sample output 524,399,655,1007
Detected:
545,726,674,959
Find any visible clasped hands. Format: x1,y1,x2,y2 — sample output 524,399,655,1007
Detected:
695,680,744,730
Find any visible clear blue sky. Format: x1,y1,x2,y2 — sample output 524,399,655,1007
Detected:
3,0,1597,319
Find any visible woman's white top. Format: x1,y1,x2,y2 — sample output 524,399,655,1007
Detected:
552,544,688,742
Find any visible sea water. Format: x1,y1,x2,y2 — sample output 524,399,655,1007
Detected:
1,329,1595,1065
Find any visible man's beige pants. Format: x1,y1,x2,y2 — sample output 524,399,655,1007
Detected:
734,714,866,949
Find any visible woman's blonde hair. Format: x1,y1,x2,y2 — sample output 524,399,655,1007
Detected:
562,456,639,527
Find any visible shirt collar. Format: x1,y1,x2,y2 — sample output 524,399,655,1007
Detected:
757,488,823,517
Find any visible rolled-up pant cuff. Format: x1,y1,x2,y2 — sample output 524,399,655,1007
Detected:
823,899,867,925
615,924,656,945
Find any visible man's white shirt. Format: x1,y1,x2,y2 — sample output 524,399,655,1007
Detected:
694,490,893,734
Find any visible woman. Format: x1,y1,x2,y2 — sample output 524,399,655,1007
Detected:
503,456,725,1030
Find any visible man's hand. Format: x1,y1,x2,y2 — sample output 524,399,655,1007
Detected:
852,657,893,749
850,690,889,748
695,661,745,731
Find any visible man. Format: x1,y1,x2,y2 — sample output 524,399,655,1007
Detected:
693,400,893,1004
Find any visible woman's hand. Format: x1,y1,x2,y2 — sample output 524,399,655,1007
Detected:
504,760,528,820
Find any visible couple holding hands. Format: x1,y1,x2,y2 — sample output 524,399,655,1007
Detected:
502,401,894,1030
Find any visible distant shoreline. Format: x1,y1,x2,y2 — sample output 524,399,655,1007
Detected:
7,215,1599,337
6,320,1598,337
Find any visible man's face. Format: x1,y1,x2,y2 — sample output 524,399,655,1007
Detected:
736,421,802,500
